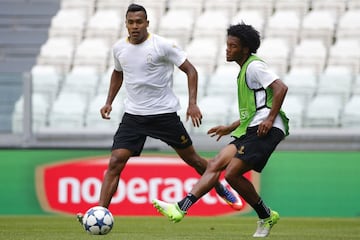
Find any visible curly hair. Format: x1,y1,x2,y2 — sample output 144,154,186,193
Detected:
227,23,261,54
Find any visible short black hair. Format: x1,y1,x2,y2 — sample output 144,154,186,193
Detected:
126,3,147,19
227,23,260,54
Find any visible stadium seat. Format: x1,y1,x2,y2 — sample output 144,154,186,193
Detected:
97,67,114,95
281,95,305,129
327,38,360,74
341,95,360,128
231,10,266,34
157,9,195,48
31,64,62,103
12,93,50,133
204,0,239,18
172,67,208,98
84,9,123,45
238,0,274,18
274,0,310,17
351,74,360,95
60,0,96,17
291,39,327,74
311,0,347,18
60,65,100,102
257,37,291,77
134,0,167,17
193,95,232,134
193,9,230,43
47,92,88,130
347,0,360,10
96,0,132,12
185,37,220,73
264,10,301,47
37,37,75,73
206,63,239,99
73,38,110,72
283,66,318,104
85,93,123,130
48,8,87,45
300,10,336,47
336,10,360,39
304,94,342,128
167,0,204,16
316,66,353,103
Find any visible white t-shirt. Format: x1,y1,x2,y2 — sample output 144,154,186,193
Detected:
245,61,285,133
112,34,186,115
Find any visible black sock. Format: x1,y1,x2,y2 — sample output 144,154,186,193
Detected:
214,184,225,196
251,198,271,219
177,193,198,212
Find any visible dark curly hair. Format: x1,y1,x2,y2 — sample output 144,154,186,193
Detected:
227,23,261,54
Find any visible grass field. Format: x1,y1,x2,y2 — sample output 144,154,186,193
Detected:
1,216,359,240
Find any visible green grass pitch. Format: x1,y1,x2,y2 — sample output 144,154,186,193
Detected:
1,216,359,240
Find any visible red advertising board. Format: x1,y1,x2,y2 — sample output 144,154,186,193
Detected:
36,155,256,216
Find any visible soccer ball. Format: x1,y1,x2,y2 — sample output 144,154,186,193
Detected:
82,206,114,235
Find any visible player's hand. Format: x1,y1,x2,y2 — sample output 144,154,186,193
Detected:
100,104,112,120
208,125,231,141
257,119,273,137
186,103,203,127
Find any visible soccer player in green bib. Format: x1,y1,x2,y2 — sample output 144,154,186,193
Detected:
153,22,290,238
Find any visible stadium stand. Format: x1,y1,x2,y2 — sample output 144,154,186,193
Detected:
47,92,87,130
274,0,310,17
1,0,360,149
316,66,353,104
85,93,123,131
238,0,274,18
84,9,123,45
281,95,305,129
60,65,100,102
231,10,266,34
205,63,239,98
341,95,360,128
257,37,291,77
336,9,360,40
264,10,301,48
31,64,62,103
327,38,360,73
157,9,195,48
304,94,342,128
283,66,318,105
192,9,230,44
48,8,87,45
12,93,49,133
300,10,336,48
0,0,60,134
36,37,75,73
291,39,328,74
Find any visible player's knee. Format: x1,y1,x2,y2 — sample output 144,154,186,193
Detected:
107,155,127,174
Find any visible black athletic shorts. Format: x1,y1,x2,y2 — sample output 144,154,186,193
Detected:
112,112,193,156
230,126,285,173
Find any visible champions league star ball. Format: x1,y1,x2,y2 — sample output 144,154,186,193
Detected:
82,206,114,235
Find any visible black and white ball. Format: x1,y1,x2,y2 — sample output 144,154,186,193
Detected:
82,206,114,235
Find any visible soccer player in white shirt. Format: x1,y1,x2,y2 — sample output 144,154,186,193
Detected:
76,4,242,222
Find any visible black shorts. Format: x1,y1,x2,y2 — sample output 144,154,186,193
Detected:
112,112,193,156
230,126,285,173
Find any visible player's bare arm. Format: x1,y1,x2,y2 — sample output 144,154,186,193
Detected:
178,59,203,127
100,70,124,120
208,120,241,141
257,79,288,136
